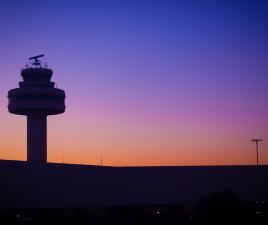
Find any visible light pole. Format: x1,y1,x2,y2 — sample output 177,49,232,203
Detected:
251,139,263,166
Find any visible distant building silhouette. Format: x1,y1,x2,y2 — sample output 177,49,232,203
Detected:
7,55,66,163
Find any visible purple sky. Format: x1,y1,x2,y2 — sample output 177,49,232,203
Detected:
0,0,268,166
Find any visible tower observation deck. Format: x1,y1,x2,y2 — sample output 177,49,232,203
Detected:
8,55,66,163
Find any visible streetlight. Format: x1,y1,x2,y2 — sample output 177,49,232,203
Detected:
251,139,263,166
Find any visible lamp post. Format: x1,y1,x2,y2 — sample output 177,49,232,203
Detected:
251,139,262,166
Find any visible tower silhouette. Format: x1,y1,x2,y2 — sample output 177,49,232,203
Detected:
8,55,66,163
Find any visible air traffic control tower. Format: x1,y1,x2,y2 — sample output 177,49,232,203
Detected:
8,55,66,163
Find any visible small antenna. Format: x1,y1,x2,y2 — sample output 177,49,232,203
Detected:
100,155,103,166
43,57,48,68
251,138,263,166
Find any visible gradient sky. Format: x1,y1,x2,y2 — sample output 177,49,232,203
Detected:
0,0,268,166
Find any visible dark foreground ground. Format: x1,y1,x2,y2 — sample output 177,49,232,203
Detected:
0,160,267,224
1,200,267,225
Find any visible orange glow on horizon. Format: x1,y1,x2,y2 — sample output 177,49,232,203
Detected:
1,112,267,167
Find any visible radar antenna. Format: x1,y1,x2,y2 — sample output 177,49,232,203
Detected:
29,54,45,68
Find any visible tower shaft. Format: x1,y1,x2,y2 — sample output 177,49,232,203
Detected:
27,115,47,163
